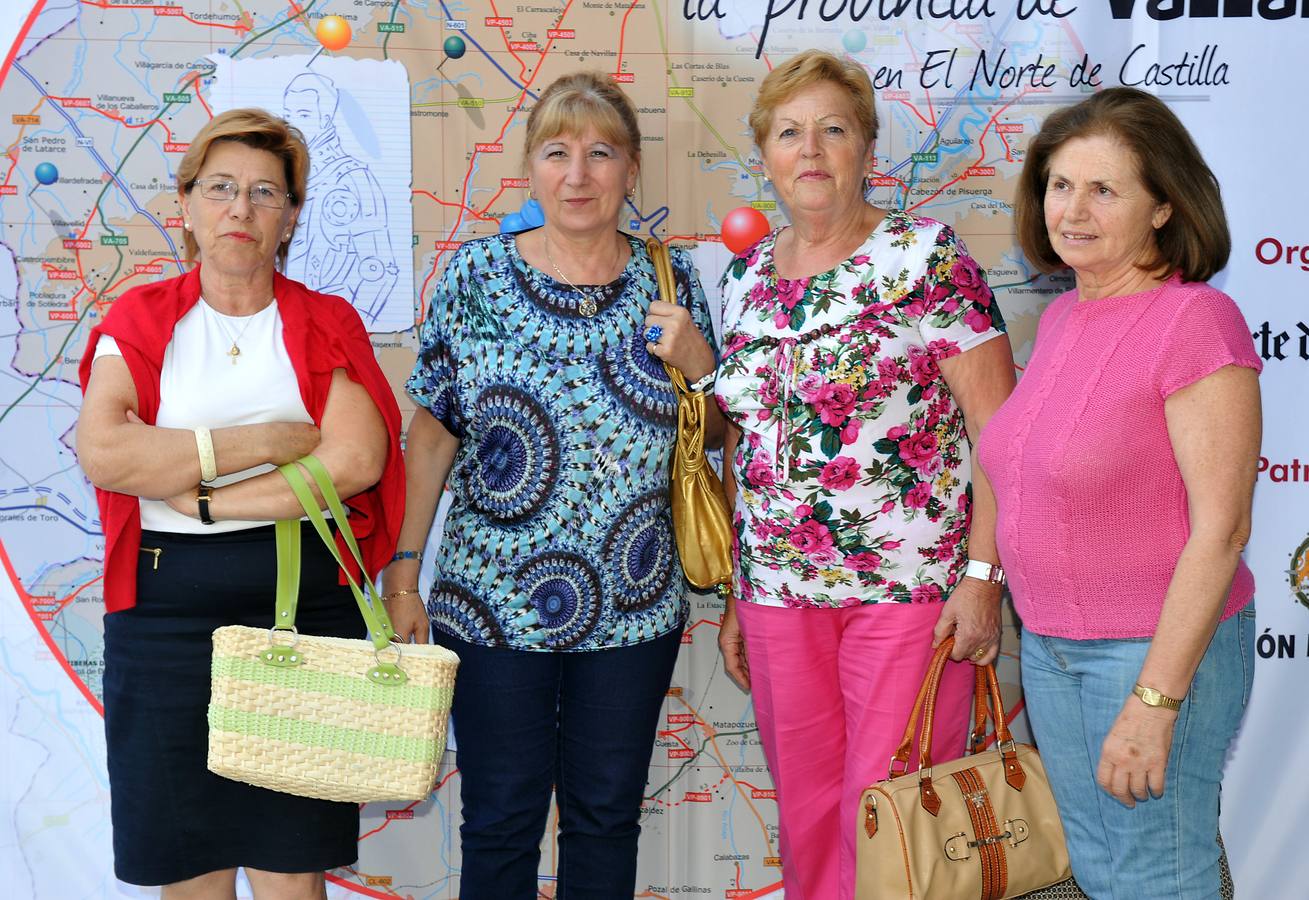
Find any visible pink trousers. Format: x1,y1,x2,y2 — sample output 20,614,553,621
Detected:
736,600,973,900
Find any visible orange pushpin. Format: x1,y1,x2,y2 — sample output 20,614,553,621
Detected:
316,15,352,50
306,15,351,66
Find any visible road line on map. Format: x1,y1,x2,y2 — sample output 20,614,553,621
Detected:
419,0,578,316
648,0,761,193
908,89,1028,212
0,538,104,714
434,0,538,97
80,1,252,34
11,61,185,261
614,0,642,73
0,0,47,92
487,0,530,78
671,694,777,853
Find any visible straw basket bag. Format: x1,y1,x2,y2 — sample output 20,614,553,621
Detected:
207,455,458,803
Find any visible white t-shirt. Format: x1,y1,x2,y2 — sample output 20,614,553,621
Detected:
94,297,314,533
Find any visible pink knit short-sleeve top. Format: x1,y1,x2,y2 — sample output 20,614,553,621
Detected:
978,275,1262,639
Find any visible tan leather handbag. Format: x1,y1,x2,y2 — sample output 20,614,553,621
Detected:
855,637,1072,900
645,237,732,590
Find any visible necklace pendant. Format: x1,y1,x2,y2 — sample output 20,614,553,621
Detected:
228,344,240,364
578,294,598,317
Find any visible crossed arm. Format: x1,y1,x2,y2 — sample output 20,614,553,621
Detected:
77,355,388,517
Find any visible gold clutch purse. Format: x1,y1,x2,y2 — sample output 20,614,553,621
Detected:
645,237,732,590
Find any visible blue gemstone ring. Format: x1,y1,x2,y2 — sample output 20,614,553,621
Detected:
644,325,663,344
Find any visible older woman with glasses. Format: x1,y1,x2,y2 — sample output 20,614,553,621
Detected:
77,108,404,897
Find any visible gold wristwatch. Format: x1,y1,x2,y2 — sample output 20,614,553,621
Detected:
1132,683,1182,711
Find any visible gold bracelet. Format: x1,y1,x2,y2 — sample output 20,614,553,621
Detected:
383,589,420,602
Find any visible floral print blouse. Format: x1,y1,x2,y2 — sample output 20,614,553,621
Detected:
715,210,1006,609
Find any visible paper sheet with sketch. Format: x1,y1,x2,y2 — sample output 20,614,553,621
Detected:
208,53,414,333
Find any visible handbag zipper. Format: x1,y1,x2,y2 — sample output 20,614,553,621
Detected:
139,546,161,570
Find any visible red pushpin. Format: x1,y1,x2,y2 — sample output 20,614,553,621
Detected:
721,206,771,255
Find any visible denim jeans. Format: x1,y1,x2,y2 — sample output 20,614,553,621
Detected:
1020,606,1255,900
433,628,682,900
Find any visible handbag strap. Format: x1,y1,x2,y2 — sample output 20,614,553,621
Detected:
645,237,691,396
889,636,1019,774
273,455,398,650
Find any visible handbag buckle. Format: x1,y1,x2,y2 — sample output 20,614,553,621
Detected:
944,832,971,861
968,831,1014,849
260,626,304,667
1004,818,1031,848
367,641,409,686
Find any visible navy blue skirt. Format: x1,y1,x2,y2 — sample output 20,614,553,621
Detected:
103,522,362,885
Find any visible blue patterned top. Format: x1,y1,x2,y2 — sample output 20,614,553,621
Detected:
407,233,716,651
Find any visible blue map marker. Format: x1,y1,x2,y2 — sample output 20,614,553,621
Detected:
499,211,528,234
437,35,467,73
842,30,867,54
520,199,544,228
34,162,58,185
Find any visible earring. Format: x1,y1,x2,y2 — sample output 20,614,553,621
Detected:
184,221,192,231
527,187,535,200
627,187,636,199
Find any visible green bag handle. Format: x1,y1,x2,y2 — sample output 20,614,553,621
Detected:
271,455,399,654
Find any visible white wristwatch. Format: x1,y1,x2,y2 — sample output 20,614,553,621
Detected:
963,559,1005,585
688,370,716,393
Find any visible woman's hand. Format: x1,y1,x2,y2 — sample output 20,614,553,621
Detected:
380,556,428,643
1097,700,1177,807
718,594,750,691
932,577,1002,665
163,486,198,517
645,300,715,383
384,593,430,644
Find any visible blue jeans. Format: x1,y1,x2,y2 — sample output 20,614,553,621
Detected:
433,628,682,900
1021,606,1255,900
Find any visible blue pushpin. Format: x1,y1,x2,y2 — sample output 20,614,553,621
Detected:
842,30,867,54
34,162,58,185
520,199,544,228
438,35,467,73
499,211,528,234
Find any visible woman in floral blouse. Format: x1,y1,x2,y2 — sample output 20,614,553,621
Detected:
714,50,1015,900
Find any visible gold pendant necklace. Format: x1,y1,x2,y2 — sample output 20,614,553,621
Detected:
207,301,262,365
544,233,623,318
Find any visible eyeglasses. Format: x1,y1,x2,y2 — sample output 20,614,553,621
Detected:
192,177,293,210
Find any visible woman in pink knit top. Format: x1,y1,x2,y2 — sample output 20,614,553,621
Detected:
978,88,1261,898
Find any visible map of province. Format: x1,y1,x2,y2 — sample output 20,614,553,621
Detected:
0,1,1083,897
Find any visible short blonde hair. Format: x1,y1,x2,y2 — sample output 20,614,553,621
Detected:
176,108,308,269
749,50,878,149
522,72,641,166
1015,87,1230,283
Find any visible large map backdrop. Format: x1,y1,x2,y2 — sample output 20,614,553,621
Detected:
0,2,1305,898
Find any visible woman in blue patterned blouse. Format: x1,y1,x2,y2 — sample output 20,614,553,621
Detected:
381,71,721,898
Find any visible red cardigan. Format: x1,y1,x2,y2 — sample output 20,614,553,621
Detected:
78,266,405,613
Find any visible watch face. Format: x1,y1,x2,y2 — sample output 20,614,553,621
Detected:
1141,688,1161,704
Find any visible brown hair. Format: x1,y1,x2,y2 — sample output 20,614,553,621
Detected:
175,108,309,269
522,72,642,166
1014,87,1229,283
748,49,878,150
